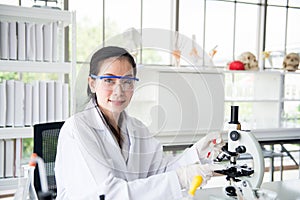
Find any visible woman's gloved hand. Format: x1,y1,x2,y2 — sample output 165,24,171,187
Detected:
193,132,224,163
175,163,213,189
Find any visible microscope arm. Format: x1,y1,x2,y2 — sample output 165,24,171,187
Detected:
228,130,265,189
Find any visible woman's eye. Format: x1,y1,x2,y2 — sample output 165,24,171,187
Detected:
104,78,115,84
123,80,133,85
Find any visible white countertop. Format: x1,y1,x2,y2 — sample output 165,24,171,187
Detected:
192,179,300,200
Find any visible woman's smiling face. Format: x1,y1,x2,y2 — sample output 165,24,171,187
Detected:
89,57,135,116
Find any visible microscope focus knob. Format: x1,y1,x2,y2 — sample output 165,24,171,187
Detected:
236,145,246,153
230,131,240,141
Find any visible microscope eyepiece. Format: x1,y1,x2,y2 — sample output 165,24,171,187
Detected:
229,106,240,124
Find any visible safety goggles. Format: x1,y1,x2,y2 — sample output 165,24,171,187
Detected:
90,74,139,91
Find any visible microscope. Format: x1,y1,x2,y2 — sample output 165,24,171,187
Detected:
211,106,276,200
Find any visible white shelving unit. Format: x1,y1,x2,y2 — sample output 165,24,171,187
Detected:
224,70,300,130
0,4,76,140
0,4,76,192
224,70,282,130
281,71,300,128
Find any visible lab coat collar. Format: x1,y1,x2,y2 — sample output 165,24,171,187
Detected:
86,98,136,167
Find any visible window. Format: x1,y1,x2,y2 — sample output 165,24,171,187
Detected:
204,1,235,67
142,0,175,65
235,3,259,60
265,4,287,69
69,0,103,63
286,8,300,56
67,0,300,69
3,0,300,67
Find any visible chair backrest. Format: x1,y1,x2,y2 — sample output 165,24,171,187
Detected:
33,121,64,198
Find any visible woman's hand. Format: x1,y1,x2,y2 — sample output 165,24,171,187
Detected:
193,132,225,163
175,163,214,189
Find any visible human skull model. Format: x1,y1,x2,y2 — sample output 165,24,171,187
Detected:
283,53,300,72
238,52,259,70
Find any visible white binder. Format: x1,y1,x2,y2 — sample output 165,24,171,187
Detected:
17,21,26,60
47,81,55,122
32,80,40,125
52,21,58,62
0,21,9,60
35,23,44,61
39,81,47,123
43,22,53,62
9,21,17,60
14,80,25,127
62,83,69,120
6,80,15,127
26,22,36,61
14,138,22,177
0,80,6,127
4,139,14,177
0,140,4,178
24,83,33,126
55,81,63,121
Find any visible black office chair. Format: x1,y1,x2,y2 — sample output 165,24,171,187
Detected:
33,121,65,199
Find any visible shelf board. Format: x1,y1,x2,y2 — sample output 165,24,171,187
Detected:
0,178,17,194
139,65,223,74
283,71,300,75
0,4,72,25
223,69,282,75
252,128,300,142
0,60,72,73
224,99,279,102
283,98,300,101
0,127,33,139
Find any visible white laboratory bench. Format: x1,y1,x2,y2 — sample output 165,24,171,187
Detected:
2,179,300,199
193,179,300,200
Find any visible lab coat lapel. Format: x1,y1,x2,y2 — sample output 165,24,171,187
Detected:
125,116,141,180
103,128,129,171
119,115,130,164
89,105,128,171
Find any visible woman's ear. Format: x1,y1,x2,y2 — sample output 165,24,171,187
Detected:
88,77,96,93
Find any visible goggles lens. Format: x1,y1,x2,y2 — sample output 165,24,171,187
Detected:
90,74,139,91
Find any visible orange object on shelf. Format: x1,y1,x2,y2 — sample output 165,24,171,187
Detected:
172,49,181,60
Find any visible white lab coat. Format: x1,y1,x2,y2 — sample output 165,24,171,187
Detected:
55,99,200,200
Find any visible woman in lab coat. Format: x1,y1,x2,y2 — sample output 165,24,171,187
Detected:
55,46,222,200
